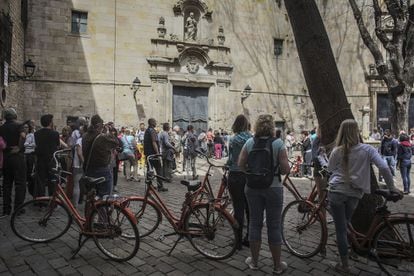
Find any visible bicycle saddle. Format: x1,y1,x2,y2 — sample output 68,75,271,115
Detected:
83,176,106,184
180,180,201,192
374,189,403,202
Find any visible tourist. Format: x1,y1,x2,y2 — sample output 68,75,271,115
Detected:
0,108,26,218
206,128,214,157
183,125,198,180
214,131,224,159
72,125,85,207
379,129,397,181
301,130,312,176
285,130,295,158
120,129,139,182
144,118,167,191
327,119,400,274
171,125,182,166
34,114,60,197
82,115,118,197
226,114,252,250
23,120,36,197
397,133,412,194
370,128,381,141
159,123,175,181
238,114,290,274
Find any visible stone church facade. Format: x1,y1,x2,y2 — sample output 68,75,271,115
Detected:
2,0,385,134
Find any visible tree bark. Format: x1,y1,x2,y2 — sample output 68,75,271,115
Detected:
285,0,379,233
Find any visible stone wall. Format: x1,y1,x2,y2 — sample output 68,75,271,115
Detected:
1,0,26,118
22,0,374,131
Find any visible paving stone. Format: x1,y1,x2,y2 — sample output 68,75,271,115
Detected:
76,265,102,276
9,265,31,274
48,257,69,269
166,270,187,276
68,258,88,268
58,266,79,276
172,261,196,274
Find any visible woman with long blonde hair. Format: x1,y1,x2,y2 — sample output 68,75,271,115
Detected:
327,119,400,273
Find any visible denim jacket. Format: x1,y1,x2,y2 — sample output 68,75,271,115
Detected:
226,132,252,171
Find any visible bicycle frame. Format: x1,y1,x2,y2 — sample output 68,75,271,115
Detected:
136,154,236,234
347,206,414,254
39,150,136,234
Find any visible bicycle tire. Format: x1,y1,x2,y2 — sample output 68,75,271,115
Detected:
127,197,162,238
185,204,237,260
281,200,326,258
89,204,139,262
11,198,72,243
372,218,414,276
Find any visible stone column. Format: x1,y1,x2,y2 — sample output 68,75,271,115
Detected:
359,105,371,140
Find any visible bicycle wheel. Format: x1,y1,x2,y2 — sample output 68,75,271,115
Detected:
89,203,139,262
11,198,72,243
372,219,414,275
127,197,162,238
185,204,237,260
282,200,326,258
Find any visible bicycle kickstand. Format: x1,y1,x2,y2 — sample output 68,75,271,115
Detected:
71,233,89,259
167,235,184,256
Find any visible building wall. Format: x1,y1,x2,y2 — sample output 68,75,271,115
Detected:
1,0,26,117
22,0,374,131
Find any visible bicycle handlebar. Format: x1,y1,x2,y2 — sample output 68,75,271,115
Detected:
52,148,72,171
195,149,228,170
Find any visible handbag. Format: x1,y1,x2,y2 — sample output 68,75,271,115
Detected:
79,134,102,191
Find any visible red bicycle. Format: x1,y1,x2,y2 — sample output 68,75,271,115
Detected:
11,149,139,261
127,154,238,260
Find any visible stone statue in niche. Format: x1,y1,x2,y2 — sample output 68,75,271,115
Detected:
185,12,198,41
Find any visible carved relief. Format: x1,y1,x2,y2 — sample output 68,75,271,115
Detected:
186,56,200,74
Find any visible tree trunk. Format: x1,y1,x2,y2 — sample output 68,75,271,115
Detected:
284,0,379,233
391,87,411,134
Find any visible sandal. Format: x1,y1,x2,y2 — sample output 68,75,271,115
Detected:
273,261,288,275
245,257,258,270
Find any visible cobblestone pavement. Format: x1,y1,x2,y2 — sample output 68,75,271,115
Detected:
0,157,413,276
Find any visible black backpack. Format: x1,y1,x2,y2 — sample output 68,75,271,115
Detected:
245,137,279,189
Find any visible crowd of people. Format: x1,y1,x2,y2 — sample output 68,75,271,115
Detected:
0,107,407,274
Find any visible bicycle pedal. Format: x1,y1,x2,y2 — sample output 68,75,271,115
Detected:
157,235,165,242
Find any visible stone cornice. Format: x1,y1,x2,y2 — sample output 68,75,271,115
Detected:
150,38,230,52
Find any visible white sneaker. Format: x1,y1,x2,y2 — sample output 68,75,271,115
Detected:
245,257,258,270
273,261,288,275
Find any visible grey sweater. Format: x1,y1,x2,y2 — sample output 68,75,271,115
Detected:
328,143,395,199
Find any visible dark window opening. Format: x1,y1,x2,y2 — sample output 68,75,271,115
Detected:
274,38,284,56
21,0,28,30
71,11,88,34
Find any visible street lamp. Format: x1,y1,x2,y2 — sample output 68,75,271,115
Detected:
130,77,141,101
9,59,36,83
241,84,252,104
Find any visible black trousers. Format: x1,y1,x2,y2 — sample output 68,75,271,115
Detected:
2,153,27,214
35,157,56,197
228,171,249,243
147,158,164,188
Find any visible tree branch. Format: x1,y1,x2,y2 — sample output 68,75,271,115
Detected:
349,1,388,75
373,0,391,49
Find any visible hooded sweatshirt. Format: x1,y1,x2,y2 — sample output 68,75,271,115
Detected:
227,131,252,171
397,140,412,161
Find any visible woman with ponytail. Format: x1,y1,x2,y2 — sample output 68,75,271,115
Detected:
327,119,401,274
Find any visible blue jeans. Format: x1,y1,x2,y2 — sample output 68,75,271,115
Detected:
245,186,283,246
328,192,359,257
383,156,396,176
86,166,113,197
399,159,411,192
